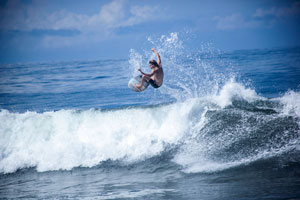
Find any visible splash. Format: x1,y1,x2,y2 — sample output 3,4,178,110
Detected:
128,49,143,77
279,90,300,117
211,78,263,108
128,32,235,101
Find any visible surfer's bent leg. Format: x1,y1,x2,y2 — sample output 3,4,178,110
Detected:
135,75,150,89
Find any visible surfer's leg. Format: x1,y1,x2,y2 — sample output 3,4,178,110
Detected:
135,75,150,89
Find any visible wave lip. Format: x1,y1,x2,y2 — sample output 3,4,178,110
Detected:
210,79,264,108
279,90,300,117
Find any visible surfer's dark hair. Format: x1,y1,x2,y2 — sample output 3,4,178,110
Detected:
149,60,159,67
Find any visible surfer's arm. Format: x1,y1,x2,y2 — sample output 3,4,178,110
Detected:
152,48,161,66
139,68,156,77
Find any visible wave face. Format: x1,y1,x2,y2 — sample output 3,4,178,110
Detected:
1,80,299,174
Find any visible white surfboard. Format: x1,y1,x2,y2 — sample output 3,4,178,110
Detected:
128,75,149,92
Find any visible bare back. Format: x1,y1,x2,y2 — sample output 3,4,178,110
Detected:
151,65,164,86
150,48,164,87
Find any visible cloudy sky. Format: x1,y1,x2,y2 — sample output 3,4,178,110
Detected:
0,0,299,63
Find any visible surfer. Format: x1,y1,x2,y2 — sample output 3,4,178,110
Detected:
135,48,164,90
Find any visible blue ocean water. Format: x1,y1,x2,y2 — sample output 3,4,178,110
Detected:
1,33,300,199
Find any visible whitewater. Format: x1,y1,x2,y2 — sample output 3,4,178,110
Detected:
1,33,300,199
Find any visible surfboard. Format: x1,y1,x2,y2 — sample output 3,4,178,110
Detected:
128,75,149,92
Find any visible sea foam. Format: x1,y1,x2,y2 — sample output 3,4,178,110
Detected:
0,101,194,173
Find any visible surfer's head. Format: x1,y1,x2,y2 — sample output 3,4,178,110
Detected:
149,60,159,68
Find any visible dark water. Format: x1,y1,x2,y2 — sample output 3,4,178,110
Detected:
1,33,300,199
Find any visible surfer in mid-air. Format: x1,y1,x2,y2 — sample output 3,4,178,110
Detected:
135,48,164,90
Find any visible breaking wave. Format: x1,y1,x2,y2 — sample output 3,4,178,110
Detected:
1,80,299,174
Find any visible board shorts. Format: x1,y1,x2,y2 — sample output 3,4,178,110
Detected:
148,79,160,88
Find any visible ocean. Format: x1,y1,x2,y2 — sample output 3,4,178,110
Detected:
1,33,300,199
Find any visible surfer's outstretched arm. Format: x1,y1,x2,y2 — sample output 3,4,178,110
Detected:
152,48,161,66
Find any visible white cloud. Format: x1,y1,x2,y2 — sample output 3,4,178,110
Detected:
213,2,300,31
0,0,161,34
213,14,259,30
97,0,125,28
48,9,88,30
0,0,164,49
122,5,157,27
254,2,300,18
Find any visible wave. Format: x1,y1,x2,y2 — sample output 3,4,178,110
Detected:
1,80,299,174
174,84,300,173
0,99,191,173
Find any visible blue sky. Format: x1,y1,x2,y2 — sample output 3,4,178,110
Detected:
0,0,299,63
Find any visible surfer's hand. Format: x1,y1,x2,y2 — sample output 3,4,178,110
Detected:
152,48,156,53
138,68,142,72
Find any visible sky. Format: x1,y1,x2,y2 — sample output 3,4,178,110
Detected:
0,0,300,63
